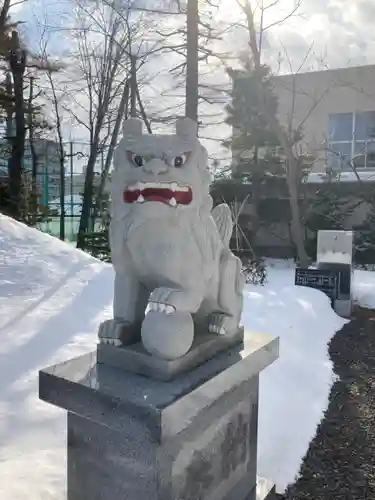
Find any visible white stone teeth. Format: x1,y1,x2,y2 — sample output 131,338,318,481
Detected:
137,194,145,203
169,197,177,207
170,183,189,193
145,181,159,189
128,182,144,191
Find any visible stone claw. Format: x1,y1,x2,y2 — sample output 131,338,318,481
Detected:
208,324,226,335
98,319,139,346
145,301,176,315
209,313,239,336
100,337,122,346
148,287,202,314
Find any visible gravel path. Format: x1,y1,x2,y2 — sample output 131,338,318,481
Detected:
277,307,375,500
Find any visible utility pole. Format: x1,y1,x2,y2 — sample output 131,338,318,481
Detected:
28,75,38,224
130,54,137,118
185,0,199,122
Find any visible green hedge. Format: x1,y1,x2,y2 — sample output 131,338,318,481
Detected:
81,231,111,262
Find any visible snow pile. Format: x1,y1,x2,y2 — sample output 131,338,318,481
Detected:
246,268,347,489
0,214,113,500
0,214,354,497
353,269,375,310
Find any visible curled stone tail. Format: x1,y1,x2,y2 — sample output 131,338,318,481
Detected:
211,203,233,247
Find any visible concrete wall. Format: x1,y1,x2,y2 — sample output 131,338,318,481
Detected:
272,64,375,173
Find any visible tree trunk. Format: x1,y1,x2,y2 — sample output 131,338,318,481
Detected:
286,154,309,267
185,0,199,122
93,80,130,219
76,144,99,248
130,55,137,118
8,33,26,221
58,143,65,241
28,76,38,225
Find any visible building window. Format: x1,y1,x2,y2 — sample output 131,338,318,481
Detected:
328,111,375,171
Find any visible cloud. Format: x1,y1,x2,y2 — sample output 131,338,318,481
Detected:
14,0,375,168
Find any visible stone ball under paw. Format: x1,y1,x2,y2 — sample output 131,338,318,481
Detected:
141,310,194,360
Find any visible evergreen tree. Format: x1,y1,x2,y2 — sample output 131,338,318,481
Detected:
224,62,286,245
355,192,375,265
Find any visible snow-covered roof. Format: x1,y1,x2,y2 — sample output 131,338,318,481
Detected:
306,170,375,183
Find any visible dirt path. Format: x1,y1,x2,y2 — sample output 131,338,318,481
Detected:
277,307,375,500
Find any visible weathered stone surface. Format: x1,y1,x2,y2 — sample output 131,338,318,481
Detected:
39,331,278,499
40,331,278,440
97,327,244,381
317,230,354,265
101,117,245,359
66,378,258,500
317,229,354,318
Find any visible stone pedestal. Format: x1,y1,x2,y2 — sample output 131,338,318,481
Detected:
39,331,279,500
317,230,354,318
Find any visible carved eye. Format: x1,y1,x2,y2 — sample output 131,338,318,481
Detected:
132,154,144,167
171,154,187,168
127,151,144,167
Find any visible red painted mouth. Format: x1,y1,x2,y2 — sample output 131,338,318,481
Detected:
124,183,193,206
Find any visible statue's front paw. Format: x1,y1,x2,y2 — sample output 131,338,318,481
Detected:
147,287,178,315
209,313,239,336
98,319,138,346
147,287,200,314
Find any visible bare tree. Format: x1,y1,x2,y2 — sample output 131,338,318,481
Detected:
232,0,313,266
7,30,26,220
66,1,135,246
36,31,67,239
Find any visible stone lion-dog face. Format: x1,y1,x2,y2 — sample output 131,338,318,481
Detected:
111,117,211,221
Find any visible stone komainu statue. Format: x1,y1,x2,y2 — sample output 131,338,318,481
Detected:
99,117,244,360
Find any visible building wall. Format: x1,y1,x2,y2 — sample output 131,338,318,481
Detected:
273,64,375,173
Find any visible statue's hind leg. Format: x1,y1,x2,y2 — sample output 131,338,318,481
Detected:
209,251,244,336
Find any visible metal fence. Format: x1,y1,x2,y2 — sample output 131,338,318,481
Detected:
1,139,109,242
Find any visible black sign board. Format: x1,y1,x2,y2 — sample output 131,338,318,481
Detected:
295,268,340,303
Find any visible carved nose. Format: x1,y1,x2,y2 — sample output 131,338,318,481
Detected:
143,159,169,175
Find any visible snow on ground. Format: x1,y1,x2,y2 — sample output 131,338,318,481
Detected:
249,269,347,490
0,214,373,498
353,269,375,310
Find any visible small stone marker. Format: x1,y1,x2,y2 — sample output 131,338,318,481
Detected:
295,268,339,304
317,230,354,318
39,332,279,500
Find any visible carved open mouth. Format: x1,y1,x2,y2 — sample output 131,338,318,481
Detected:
124,182,193,207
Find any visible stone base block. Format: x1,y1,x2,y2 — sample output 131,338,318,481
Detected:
97,327,244,381
39,331,279,500
334,299,352,318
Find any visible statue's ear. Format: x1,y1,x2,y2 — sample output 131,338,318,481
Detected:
176,117,197,138
123,118,143,137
